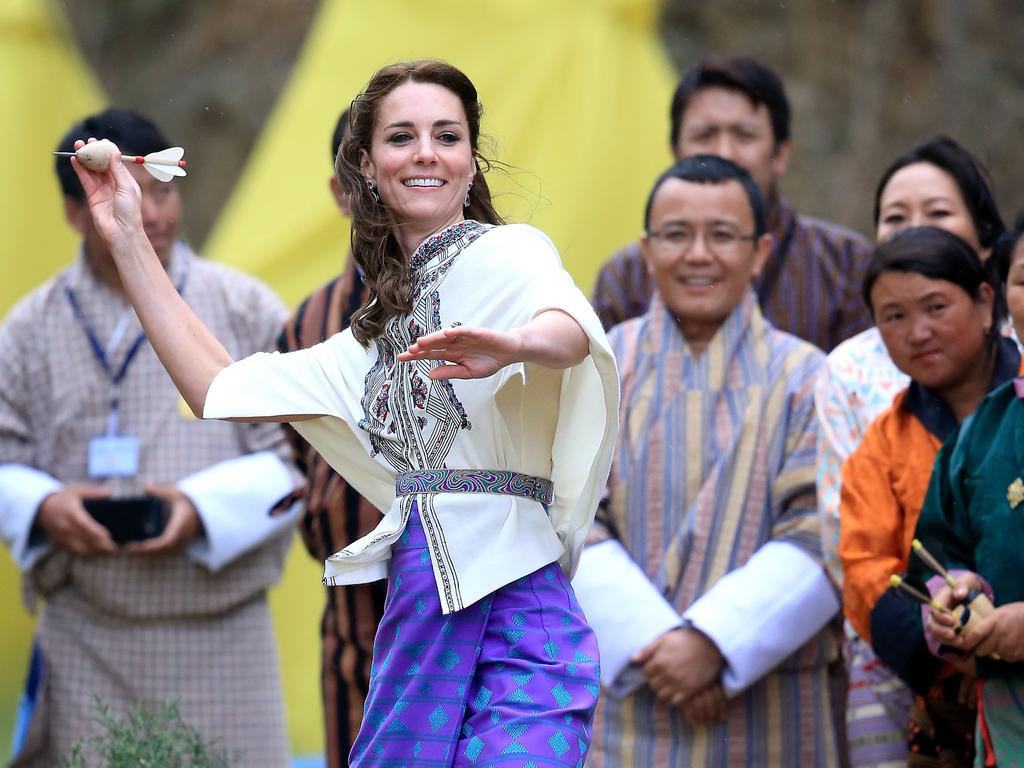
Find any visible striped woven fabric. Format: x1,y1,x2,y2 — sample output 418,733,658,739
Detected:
588,291,842,767
277,258,387,767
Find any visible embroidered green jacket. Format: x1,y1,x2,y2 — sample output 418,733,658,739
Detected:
914,362,1024,677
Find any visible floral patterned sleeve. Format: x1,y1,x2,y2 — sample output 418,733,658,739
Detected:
814,328,909,586
815,365,857,585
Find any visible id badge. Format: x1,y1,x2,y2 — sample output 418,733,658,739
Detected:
87,435,140,478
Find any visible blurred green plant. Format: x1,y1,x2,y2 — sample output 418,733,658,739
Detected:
61,698,238,768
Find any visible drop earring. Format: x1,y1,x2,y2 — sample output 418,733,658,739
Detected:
366,179,380,204
463,183,472,208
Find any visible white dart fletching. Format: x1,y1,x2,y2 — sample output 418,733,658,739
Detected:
141,147,187,181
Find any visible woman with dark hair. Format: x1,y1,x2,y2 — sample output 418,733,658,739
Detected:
815,135,1006,766
334,60,505,345
839,226,1019,766
917,214,1024,765
871,137,1004,251
67,59,619,767
819,137,1005,576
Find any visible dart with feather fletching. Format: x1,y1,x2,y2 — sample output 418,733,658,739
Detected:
55,138,188,182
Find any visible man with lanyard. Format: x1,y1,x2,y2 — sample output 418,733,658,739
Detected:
0,108,301,767
592,55,873,353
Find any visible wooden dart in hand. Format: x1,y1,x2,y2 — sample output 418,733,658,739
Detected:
910,539,998,652
55,139,188,182
910,539,956,589
889,574,951,614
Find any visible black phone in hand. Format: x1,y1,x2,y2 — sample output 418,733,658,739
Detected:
83,495,169,543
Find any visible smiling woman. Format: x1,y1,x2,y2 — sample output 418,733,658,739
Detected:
838,225,1018,763
360,83,474,250
68,58,620,768
863,227,1000,418
335,60,504,347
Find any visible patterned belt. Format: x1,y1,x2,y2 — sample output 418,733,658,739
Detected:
395,469,554,507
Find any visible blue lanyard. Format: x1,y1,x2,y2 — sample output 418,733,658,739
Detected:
64,269,188,431
64,287,148,386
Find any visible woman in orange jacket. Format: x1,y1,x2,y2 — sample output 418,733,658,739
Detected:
839,226,1019,764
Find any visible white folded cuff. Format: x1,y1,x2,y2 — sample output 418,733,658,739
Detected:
683,540,839,697
572,539,682,697
0,464,60,570
179,452,299,572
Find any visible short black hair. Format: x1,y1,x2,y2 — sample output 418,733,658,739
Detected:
55,108,171,202
863,226,1003,338
873,136,1004,250
669,56,790,148
644,154,766,236
331,107,351,164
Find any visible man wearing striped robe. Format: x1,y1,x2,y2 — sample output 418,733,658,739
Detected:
275,108,384,767
574,155,841,766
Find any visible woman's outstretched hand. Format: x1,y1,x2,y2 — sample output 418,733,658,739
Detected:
70,138,144,248
398,326,522,380
397,309,589,380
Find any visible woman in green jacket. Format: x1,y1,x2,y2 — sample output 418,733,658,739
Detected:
919,216,1024,766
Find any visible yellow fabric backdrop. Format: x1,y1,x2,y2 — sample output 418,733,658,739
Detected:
2,0,676,759
206,1,675,753
1,0,103,313
0,0,103,758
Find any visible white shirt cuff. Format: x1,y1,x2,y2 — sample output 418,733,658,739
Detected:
0,464,60,570
683,540,839,697
179,452,299,572
572,540,682,697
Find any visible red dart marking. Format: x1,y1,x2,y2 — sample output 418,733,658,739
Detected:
122,155,187,168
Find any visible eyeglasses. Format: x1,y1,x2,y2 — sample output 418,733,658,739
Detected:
646,225,758,256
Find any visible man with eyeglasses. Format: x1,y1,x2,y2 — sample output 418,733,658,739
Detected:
592,56,872,354
573,155,841,766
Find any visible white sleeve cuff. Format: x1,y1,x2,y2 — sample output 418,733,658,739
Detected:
572,540,682,697
683,540,839,697
180,452,299,572
0,464,60,570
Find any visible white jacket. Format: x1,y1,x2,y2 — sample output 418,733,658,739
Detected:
204,222,619,613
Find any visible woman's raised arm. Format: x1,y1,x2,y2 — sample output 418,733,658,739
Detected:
72,141,231,416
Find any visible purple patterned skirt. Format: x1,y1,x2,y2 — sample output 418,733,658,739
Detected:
348,503,600,766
